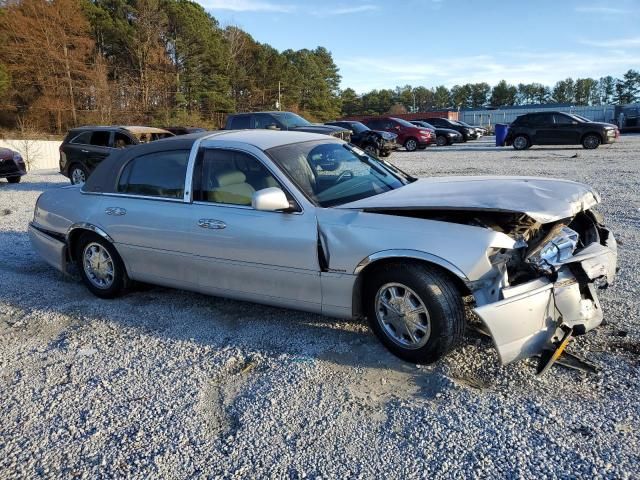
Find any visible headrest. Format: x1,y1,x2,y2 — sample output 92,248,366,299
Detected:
215,170,246,187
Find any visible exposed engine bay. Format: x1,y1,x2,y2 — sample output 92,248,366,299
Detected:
364,206,617,366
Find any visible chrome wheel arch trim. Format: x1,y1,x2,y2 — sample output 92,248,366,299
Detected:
66,222,114,244
353,249,468,280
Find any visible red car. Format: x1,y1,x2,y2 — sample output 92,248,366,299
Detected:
362,116,435,151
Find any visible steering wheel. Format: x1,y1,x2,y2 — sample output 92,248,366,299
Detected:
336,170,354,184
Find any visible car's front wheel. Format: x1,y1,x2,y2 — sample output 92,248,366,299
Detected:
582,134,601,149
365,263,465,364
404,138,418,152
6,176,21,183
512,135,530,150
75,232,128,298
364,144,379,157
69,164,89,185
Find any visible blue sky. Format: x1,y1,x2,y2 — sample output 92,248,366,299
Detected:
197,0,640,93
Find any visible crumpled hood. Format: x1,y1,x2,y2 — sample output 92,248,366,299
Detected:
338,176,601,223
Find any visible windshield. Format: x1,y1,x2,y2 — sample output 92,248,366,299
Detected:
393,117,419,128
453,120,471,127
569,114,590,122
267,140,411,207
272,112,312,128
348,122,369,134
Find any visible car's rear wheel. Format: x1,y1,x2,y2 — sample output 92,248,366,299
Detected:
69,164,88,185
364,144,379,157
365,263,465,364
436,135,448,146
7,176,21,183
582,134,601,149
512,135,530,150
75,232,128,298
404,138,418,152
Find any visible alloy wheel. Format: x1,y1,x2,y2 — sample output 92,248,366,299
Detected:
375,283,431,349
83,242,115,289
71,167,86,185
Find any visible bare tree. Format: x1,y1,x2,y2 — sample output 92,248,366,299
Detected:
8,116,42,171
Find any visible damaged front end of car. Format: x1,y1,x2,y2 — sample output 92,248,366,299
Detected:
468,209,617,366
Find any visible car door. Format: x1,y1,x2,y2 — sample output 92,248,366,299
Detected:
83,130,114,172
186,146,322,310
97,148,195,285
553,113,581,144
530,114,555,144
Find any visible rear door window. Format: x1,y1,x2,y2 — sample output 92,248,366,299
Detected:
117,150,190,199
531,114,554,126
90,131,111,147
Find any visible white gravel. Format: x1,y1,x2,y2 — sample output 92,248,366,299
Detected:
1,135,639,479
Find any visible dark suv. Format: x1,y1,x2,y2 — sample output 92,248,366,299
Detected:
325,120,397,157
59,126,174,184
225,111,351,142
362,117,434,151
505,112,619,150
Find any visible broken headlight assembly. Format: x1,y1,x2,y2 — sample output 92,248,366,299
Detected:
526,226,579,273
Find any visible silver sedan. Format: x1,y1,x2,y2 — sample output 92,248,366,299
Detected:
29,130,617,371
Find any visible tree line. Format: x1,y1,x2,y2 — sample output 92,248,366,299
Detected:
0,0,639,134
341,72,640,117
0,0,342,133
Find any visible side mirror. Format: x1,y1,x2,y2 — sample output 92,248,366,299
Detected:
266,124,281,130
252,187,292,212
394,126,401,131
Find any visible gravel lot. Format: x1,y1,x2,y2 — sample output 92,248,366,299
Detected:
1,135,639,479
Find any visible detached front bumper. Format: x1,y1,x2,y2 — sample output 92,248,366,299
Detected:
473,231,617,365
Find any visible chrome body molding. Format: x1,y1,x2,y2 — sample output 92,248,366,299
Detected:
67,222,114,243
354,249,468,280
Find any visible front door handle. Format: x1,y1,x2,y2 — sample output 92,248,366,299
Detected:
198,219,226,230
81,149,89,153
105,207,126,216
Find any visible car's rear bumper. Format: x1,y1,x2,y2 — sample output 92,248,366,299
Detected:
28,223,69,274
474,231,617,365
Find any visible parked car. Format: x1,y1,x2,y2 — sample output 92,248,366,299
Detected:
410,121,463,146
325,120,397,156
456,120,485,136
59,126,174,185
163,126,207,135
225,111,351,142
505,112,619,150
0,147,27,183
362,117,435,151
30,130,617,371
420,117,479,141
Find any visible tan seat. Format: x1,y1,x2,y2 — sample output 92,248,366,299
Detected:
208,170,255,205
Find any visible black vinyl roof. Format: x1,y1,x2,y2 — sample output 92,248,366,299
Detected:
82,132,210,194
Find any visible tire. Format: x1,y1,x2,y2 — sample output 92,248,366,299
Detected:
404,138,418,152
436,135,448,146
75,232,128,299
364,263,465,364
512,135,530,150
7,176,21,183
69,163,89,185
364,144,379,157
582,134,601,149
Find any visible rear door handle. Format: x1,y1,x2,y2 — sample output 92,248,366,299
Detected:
81,149,89,153
198,219,226,230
